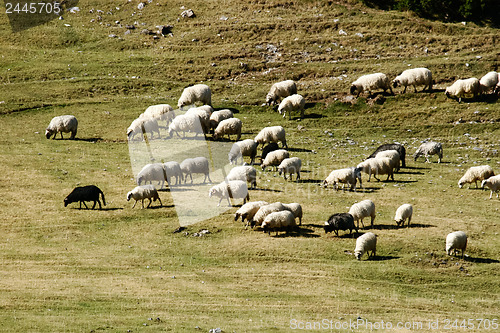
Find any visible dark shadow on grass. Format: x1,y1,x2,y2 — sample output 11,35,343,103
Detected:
402,166,431,171
297,179,322,184
147,204,175,210
302,112,326,119
73,137,103,143
214,107,240,114
465,256,500,264
252,188,283,193
69,207,122,211
369,255,400,261
271,227,321,238
287,147,313,153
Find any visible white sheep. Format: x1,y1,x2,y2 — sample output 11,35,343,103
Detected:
322,167,362,191
163,161,183,186
282,202,303,225
228,139,258,165
177,84,212,109
180,157,212,184
481,175,500,199
140,104,175,124
394,203,413,227
45,115,78,139
261,210,296,236
350,73,393,97
185,107,211,135
126,185,162,208
127,117,161,140
278,94,306,120
266,80,297,105
209,109,233,132
254,126,287,148
445,77,480,103
446,231,467,258
413,141,443,163
458,165,495,189
354,232,377,260
197,105,214,115
226,165,257,189
167,113,204,138
208,180,249,207
348,199,376,228
479,71,499,94
137,163,167,188
261,149,290,171
278,157,302,181
213,118,242,141
251,202,288,227
375,149,401,172
234,201,269,226
356,157,394,182
392,67,432,93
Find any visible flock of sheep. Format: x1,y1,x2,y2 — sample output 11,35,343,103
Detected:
45,67,500,261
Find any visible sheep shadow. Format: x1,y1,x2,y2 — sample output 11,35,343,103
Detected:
297,179,323,184
302,112,326,119
464,256,500,264
270,227,320,238
68,206,121,211
287,147,313,153
252,188,283,193
370,223,435,230
147,204,175,210
214,107,240,114
368,255,400,261
73,137,103,143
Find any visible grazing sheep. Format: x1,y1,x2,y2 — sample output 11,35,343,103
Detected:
261,142,280,162
261,210,296,236
226,165,257,189
213,118,242,141
228,139,258,165
414,141,443,163
45,115,78,140
324,213,357,236
278,94,306,120
394,204,413,227
348,199,376,228
278,157,302,181
180,157,212,184
251,202,288,227
137,163,167,188
282,203,303,225
322,167,362,191
261,149,290,171
234,201,269,226
392,67,433,93
350,73,393,97
445,78,480,103
356,157,394,182
367,143,407,168
446,231,467,258
208,180,249,207
127,117,161,140
254,126,287,148
209,109,234,132
141,104,175,124
197,105,214,115
64,185,106,210
266,80,297,105
185,107,211,135
479,71,499,94
458,165,495,189
167,113,204,138
177,84,212,109
354,232,377,260
126,185,162,208
481,175,500,199
163,161,183,186
375,150,401,173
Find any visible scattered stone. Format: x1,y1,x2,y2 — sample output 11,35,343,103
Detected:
173,226,186,233
137,2,146,10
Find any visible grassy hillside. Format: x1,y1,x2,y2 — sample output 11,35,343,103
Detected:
0,0,499,332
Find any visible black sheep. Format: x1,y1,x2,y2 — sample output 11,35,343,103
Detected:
64,185,106,210
367,143,406,169
260,142,279,163
324,213,357,236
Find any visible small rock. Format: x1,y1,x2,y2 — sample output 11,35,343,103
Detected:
181,9,195,18
137,2,146,10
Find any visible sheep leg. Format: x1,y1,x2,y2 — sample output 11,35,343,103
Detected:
132,200,138,209
157,197,162,207
82,201,89,209
296,171,300,181
60,132,64,139
141,199,145,209
373,174,380,182
359,219,365,229
413,85,417,93
407,216,411,227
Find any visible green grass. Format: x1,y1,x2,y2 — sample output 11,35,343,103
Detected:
0,0,499,332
